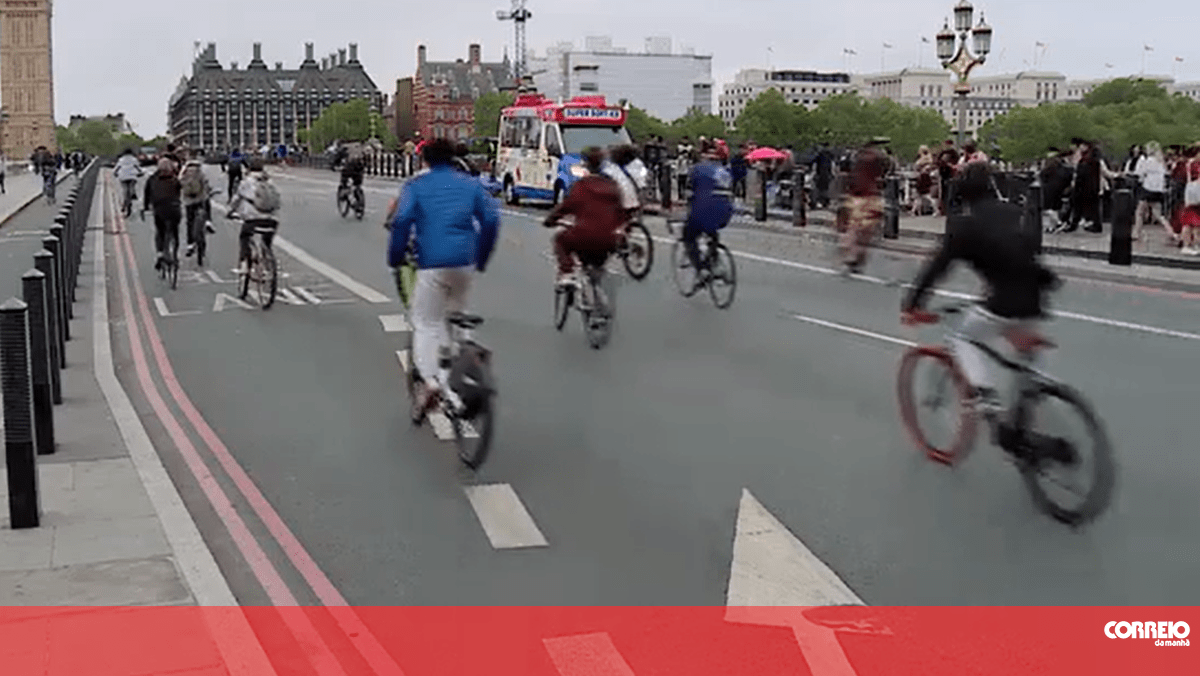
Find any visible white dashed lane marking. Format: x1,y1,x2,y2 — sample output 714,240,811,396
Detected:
462,484,550,550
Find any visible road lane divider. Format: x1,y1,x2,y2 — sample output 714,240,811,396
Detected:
788,313,917,349
104,179,350,675
109,179,409,676
209,200,391,304
380,314,412,333
91,177,281,676
543,632,637,676
462,483,550,549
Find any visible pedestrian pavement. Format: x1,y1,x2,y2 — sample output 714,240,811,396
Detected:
0,178,274,675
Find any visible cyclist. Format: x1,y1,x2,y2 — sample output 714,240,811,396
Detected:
681,139,733,291
544,147,625,289
226,150,244,202
142,158,183,271
339,144,366,202
30,146,58,203
900,161,1062,412
180,155,214,258
114,148,143,211
228,158,281,274
387,138,500,421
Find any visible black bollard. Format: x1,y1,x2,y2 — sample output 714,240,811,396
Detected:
48,224,73,314
1,297,41,529
1109,185,1135,266
21,270,55,456
883,176,900,239
1026,180,1044,255
755,169,767,222
792,170,807,227
33,250,64,383
42,236,69,342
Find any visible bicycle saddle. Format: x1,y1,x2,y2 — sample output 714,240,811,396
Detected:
448,312,484,329
1004,328,1057,352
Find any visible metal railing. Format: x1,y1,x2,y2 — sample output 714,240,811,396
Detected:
1,160,100,528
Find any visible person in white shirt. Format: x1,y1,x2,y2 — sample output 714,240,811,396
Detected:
1133,141,1173,243
601,145,646,220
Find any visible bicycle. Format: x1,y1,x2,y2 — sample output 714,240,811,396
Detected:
188,189,221,268
42,172,57,206
144,209,180,290
897,302,1116,527
395,269,497,470
615,218,654,281
552,253,615,350
120,180,138,218
666,218,737,309
337,182,365,220
230,214,278,309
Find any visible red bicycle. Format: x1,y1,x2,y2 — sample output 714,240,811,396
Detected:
896,303,1115,527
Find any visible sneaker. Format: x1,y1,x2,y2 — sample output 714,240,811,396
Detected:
555,272,577,289
185,243,195,257
410,381,440,425
205,221,216,234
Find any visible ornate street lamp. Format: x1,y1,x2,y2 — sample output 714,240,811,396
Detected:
938,1,993,145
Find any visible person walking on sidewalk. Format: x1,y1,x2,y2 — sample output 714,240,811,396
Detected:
1134,142,1173,244
0,151,7,194
142,158,183,271
839,145,886,275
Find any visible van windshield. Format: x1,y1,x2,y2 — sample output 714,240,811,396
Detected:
560,125,632,155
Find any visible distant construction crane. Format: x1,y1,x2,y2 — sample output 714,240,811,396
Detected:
496,0,532,84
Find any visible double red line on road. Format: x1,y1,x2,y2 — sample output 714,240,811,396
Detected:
101,174,405,676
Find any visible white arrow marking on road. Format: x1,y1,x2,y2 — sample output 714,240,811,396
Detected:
206,269,233,284
726,489,863,608
544,633,636,676
726,489,864,676
153,297,202,317
214,292,253,312
271,237,391,304
463,483,549,549
395,349,410,372
379,314,412,333
276,288,306,305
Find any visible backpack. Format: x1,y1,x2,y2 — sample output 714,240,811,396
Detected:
181,166,205,199
252,176,281,213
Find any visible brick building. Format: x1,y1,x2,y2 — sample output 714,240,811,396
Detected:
404,43,516,142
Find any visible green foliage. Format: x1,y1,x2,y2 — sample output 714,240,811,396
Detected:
474,92,516,139
731,90,950,161
978,78,1200,163
55,119,145,157
668,109,726,142
305,99,396,151
625,105,668,142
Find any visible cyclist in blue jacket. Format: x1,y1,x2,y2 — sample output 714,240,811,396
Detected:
683,140,734,291
387,138,501,419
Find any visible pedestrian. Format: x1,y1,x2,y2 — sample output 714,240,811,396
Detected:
1133,141,1172,244
936,139,959,215
839,145,886,274
0,151,7,194
1178,144,1200,255
1066,142,1109,234
912,145,937,215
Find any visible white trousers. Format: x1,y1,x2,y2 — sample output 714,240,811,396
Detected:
411,267,473,387
947,305,1035,393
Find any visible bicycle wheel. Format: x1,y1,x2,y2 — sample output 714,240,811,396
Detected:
238,245,254,301
583,272,612,350
707,243,737,309
1016,383,1116,527
259,244,278,310
670,240,700,297
896,346,979,466
553,284,572,331
453,395,495,470
621,222,654,281
338,193,350,218
168,246,179,289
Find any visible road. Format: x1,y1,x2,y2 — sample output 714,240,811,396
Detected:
98,165,1197,640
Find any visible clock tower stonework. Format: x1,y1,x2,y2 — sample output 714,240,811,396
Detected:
0,0,56,157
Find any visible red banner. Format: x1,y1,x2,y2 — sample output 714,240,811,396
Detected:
1,606,1193,675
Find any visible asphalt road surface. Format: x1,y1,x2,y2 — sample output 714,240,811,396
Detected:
100,164,1198,624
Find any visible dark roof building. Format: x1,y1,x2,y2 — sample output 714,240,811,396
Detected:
407,43,516,142
168,42,384,154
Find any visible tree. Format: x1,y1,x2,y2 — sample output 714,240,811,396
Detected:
624,105,668,143
1083,78,1169,107
55,119,138,156
305,98,396,152
668,109,726,143
734,89,807,148
473,92,516,138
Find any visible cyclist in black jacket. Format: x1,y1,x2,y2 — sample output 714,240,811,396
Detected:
901,161,1061,411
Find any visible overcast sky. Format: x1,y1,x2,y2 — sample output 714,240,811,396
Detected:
50,0,1199,137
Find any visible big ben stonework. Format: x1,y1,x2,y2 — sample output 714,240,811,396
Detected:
0,0,56,157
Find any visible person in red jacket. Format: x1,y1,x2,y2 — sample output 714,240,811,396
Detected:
543,147,625,288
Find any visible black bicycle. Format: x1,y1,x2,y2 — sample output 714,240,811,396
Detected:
553,256,614,350
189,190,221,268
897,302,1116,527
667,219,736,309
337,182,365,220
145,209,179,290
231,214,278,310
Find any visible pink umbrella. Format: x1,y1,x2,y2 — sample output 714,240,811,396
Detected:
744,147,789,162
